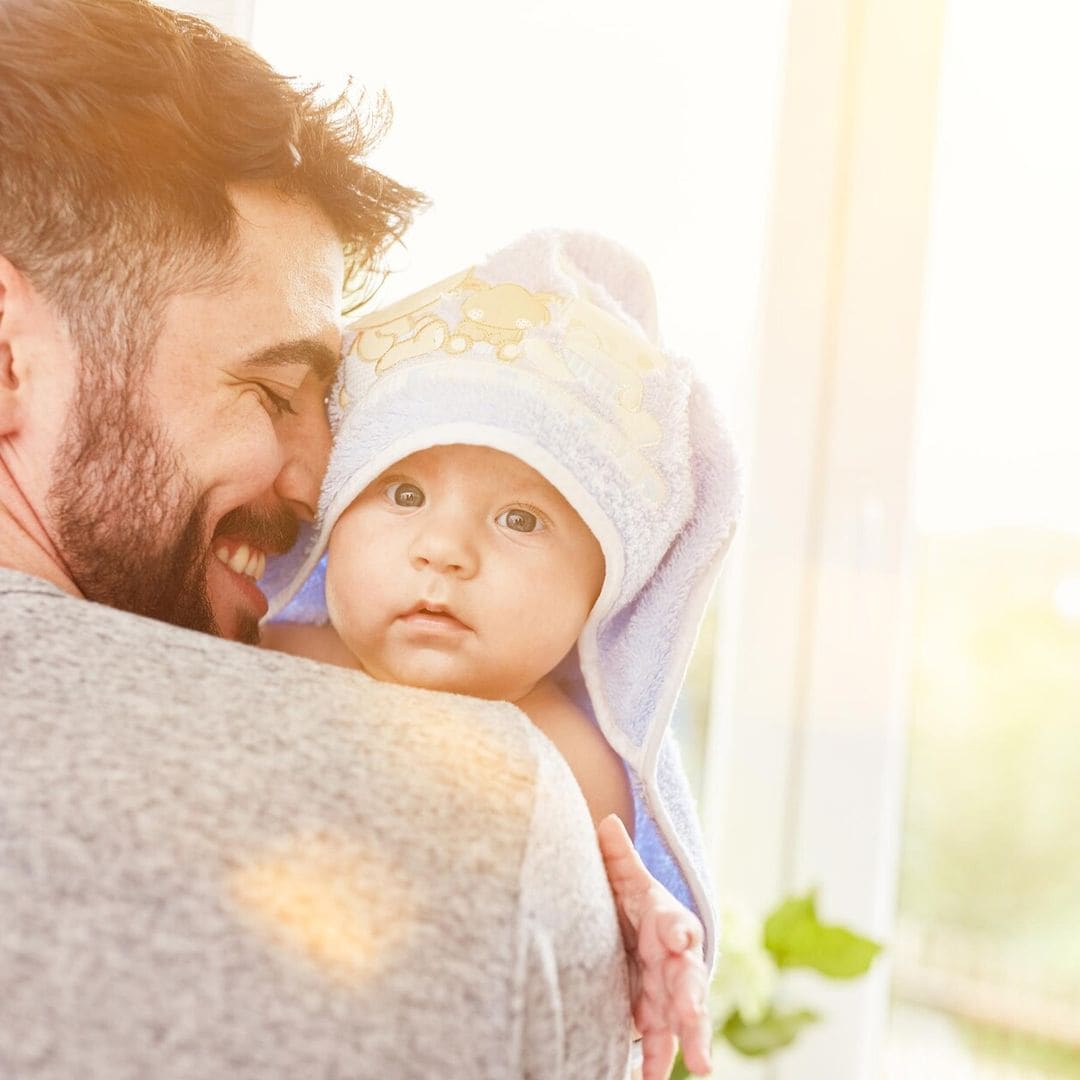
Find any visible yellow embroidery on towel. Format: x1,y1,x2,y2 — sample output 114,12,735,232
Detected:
343,268,666,452
347,269,473,375
446,281,558,361
560,299,667,448
347,270,558,372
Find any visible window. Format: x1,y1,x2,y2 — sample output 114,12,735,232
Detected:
886,3,1080,1074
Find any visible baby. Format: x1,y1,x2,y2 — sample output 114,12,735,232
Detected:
262,231,740,1079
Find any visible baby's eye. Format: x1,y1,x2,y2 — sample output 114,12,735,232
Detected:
497,507,543,533
385,481,425,508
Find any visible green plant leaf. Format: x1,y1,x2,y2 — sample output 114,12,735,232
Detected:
763,892,882,978
722,1006,820,1056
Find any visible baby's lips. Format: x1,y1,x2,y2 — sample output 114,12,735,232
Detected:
398,600,473,631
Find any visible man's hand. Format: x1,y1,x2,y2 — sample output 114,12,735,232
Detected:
597,814,713,1080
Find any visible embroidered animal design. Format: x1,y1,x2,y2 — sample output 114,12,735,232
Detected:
555,299,667,446
348,270,471,375
344,268,664,447
446,282,557,361
564,299,667,411
349,271,559,372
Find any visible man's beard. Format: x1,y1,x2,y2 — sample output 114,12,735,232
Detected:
46,367,297,646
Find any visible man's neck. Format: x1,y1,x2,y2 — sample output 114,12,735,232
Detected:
0,462,81,598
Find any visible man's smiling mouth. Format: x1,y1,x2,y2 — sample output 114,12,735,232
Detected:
213,539,267,581
209,504,300,586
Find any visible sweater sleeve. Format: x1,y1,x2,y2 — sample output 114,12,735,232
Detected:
509,728,632,1079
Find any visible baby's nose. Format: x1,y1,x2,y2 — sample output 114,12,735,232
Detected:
409,520,478,577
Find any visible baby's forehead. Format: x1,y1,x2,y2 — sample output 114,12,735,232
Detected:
387,443,556,494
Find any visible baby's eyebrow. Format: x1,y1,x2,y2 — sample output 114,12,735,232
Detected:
508,477,558,501
239,338,339,382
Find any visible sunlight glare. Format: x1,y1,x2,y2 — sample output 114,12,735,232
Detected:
1053,575,1080,623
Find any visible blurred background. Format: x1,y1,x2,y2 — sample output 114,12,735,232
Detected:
171,0,1080,1075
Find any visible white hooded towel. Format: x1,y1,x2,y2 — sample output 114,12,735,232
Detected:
263,230,742,966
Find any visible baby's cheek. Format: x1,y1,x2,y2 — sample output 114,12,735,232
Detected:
324,556,367,647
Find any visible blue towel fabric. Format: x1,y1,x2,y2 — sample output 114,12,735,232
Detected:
264,231,742,965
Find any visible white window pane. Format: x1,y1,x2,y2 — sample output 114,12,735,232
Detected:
888,2,1080,1073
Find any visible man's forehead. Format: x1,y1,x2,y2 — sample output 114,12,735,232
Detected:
229,185,343,279
222,185,346,339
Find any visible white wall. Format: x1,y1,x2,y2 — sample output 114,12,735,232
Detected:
249,0,789,413
159,0,253,38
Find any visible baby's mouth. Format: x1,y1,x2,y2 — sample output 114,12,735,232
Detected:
399,601,472,632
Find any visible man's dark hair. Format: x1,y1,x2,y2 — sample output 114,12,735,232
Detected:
0,0,426,360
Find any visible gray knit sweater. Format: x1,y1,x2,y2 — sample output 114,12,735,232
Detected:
0,569,630,1079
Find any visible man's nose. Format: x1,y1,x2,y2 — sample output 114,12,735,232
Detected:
409,512,478,578
272,396,332,523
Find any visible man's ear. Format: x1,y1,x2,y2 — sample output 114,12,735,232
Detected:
0,255,27,436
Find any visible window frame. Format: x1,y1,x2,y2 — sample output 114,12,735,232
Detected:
701,0,947,1074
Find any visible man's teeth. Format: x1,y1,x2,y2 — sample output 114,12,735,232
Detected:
214,543,267,580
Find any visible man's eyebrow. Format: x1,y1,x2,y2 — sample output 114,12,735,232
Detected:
239,339,339,382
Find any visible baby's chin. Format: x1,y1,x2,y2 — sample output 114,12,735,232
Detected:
362,657,532,704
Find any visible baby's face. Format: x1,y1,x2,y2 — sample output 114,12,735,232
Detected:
325,444,605,702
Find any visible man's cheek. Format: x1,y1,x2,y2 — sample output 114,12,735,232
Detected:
224,411,286,489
